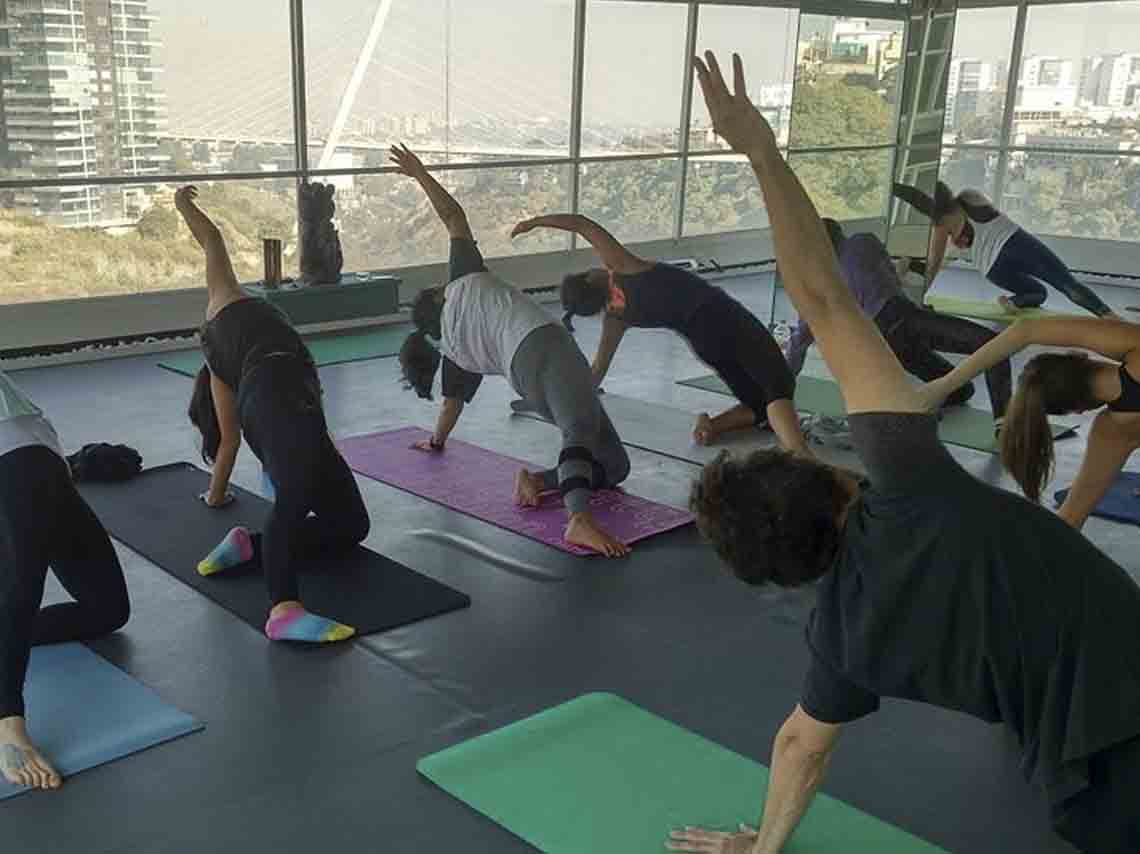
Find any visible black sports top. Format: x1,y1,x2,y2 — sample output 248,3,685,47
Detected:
201,298,314,392
1108,364,1140,413
614,264,719,329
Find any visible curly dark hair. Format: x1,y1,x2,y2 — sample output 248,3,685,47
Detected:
399,330,441,400
690,450,849,587
559,271,608,331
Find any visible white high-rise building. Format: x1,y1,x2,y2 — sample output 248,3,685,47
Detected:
947,58,999,128
1082,53,1140,108
0,0,167,226
1017,55,1077,110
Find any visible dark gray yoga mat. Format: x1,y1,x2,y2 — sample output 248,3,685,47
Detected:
78,463,470,635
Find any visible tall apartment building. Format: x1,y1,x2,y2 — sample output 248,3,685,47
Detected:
1082,53,1140,109
947,58,1000,129
1017,55,1077,110
0,0,167,226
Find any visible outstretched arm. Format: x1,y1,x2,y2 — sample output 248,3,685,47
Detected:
174,186,242,307
694,52,919,415
1058,411,1138,529
205,373,241,505
512,214,651,275
926,225,951,285
925,316,1140,407
592,314,628,385
667,706,840,854
413,398,465,452
389,145,473,241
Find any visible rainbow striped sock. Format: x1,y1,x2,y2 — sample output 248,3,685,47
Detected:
264,606,355,644
197,527,254,577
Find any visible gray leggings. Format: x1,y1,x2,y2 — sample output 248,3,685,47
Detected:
510,324,630,513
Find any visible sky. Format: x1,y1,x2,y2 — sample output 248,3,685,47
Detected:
147,0,1140,139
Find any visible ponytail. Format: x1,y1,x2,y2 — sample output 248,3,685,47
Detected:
933,181,958,223
1000,373,1055,503
188,365,221,465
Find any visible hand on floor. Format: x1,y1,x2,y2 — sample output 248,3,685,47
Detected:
199,490,234,508
667,824,758,853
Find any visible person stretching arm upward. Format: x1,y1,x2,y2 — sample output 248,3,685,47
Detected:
513,214,811,454
926,316,1140,529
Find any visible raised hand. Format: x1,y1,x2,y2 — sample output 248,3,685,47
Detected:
410,438,443,453
388,144,428,179
693,51,776,157
174,185,199,209
666,825,758,853
511,218,539,239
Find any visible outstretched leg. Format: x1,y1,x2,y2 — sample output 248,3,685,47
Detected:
994,229,1114,317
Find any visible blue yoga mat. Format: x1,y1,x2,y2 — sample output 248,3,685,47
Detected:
0,643,203,800
1055,471,1140,526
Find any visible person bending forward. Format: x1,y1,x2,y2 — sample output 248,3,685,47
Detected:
668,52,1140,854
513,213,808,451
393,146,631,558
0,370,130,790
179,187,370,643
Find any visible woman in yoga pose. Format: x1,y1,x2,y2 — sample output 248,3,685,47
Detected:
0,370,130,790
392,146,631,557
787,218,1011,423
669,52,1140,854
927,316,1140,529
180,186,370,643
894,180,1116,317
512,215,808,452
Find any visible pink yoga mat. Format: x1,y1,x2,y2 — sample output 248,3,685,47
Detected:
338,427,693,555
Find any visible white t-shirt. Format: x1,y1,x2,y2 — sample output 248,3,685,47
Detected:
440,271,555,378
970,212,1020,275
0,370,64,459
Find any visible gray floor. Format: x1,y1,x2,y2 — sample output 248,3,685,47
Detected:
4,269,1138,853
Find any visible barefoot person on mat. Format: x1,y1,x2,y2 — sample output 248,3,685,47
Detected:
0,370,130,790
392,146,631,558
894,180,1117,318
926,315,1140,530
786,219,1011,424
179,186,370,643
512,214,808,452
670,52,1140,854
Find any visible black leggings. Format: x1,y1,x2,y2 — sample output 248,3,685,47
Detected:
987,229,1113,316
0,445,129,719
876,296,1013,419
239,359,370,606
682,293,795,418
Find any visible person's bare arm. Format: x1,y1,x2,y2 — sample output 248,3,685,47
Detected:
925,316,1140,409
766,399,812,457
413,397,464,452
1057,411,1140,529
694,52,919,416
667,706,840,854
205,373,241,506
926,225,950,285
174,186,242,308
389,145,473,241
512,214,651,275
592,314,628,385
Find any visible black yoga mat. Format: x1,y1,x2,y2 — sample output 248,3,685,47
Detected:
79,462,470,636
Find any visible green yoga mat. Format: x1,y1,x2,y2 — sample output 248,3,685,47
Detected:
923,295,1077,323
677,374,1076,452
418,693,946,853
158,324,412,376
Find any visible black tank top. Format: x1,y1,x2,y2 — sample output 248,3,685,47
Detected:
201,299,314,392
615,264,719,329
1108,364,1140,413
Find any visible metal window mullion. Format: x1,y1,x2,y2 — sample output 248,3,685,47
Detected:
993,0,1028,204
568,0,587,252
289,0,310,253
673,2,699,241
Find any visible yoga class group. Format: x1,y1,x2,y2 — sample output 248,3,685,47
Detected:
3,51,1140,853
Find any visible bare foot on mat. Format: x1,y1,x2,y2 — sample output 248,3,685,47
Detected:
565,512,630,557
514,468,544,508
0,716,61,790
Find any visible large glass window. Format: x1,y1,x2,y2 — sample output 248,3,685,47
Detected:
682,154,769,237
790,14,904,149
690,4,798,150
577,157,681,245
0,178,296,304
945,7,1016,146
789,148,893,220
581,1,688,155
303,0,575,167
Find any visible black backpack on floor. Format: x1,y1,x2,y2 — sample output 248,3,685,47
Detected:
67,443,143,483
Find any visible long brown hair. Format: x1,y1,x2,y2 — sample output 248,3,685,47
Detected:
189,365,221,464
1000,352,1100,501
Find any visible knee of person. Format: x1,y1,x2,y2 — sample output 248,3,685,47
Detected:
104,594,131,634
349,508,371,544
609,449,631,486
